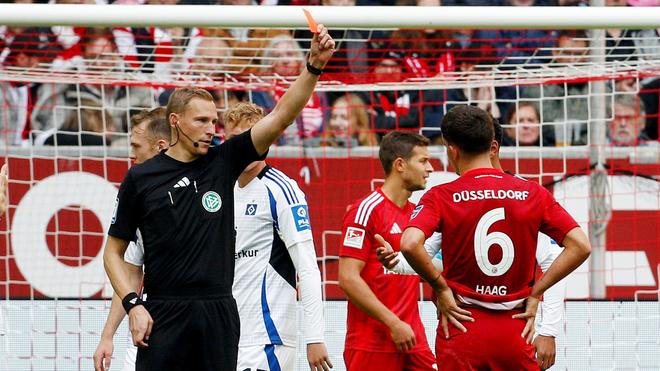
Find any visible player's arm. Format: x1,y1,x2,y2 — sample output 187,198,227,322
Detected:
0,164,7,216
94,262,142,371
514,191,590,343
272,179,332,371
533,235,565,370
376,232,443,275
250,25,334,155
104,173,153,348
401,196,473,337
338,257,417,352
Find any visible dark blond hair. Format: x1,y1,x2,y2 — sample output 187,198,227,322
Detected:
223,102,265,130
61,100,113,133
166,88,215,123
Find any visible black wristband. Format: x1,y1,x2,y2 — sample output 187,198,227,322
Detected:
306,61,324,76
122,292,145,314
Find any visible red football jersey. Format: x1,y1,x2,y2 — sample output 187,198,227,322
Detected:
340,188,430,353
407,168,578,308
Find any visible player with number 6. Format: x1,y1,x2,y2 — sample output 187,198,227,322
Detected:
399,105,591,370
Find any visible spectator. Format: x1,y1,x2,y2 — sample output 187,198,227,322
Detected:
251,34,327,144
185,36,231,78
364,51,442,138
632,28,660,139
320,93,377,147
608,94,655,146
601,0,638,62
520,30,590,145
0,29,54,145
474,0,555,65
39,100,113,146
502,102,554,146
60,28,154,134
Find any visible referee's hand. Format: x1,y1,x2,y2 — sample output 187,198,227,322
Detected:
129,305,153,347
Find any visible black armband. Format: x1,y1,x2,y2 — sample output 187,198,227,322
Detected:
122,292,145,314
306,61,324,76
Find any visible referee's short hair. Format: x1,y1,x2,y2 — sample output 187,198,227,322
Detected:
379,131,430,175
166,88,215,123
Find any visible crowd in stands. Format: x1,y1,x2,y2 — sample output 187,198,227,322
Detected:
0,0,658,148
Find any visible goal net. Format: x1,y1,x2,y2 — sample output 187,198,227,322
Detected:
0,10,659,370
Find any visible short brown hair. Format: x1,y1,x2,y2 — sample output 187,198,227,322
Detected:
131,107,169,142
379,131,430,175
166,88,215,122
223,102,265,130
441,105,494,155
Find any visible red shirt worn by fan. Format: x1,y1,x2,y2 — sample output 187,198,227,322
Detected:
407,168,578,309
339,188,430,353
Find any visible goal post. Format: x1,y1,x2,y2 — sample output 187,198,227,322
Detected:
0,6,659,370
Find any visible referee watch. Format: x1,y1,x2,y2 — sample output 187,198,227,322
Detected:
306,61,324,76
122,292,145,314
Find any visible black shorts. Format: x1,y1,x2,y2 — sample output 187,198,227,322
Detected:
136,293,240,371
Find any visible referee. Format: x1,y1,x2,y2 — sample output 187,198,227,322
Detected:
103,26,335,371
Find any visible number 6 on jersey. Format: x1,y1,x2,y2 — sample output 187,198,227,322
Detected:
474,207,514,277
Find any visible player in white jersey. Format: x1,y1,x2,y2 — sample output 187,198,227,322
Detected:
375,118,565,370
93,108,169,371
115,102,332,371
227,103,331,371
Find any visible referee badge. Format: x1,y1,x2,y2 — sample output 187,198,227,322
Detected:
202,191,222,213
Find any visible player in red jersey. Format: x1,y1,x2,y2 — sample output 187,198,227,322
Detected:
400,105,591,370
338,132,436,371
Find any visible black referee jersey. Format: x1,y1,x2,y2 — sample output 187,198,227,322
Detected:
109,129,265,297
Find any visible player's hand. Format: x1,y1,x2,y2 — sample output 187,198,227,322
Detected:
435,286,473,338
0,163,8,215
93,336,113,371
309,24,335,70
388,318,416,352
512,296,540,344
534,335,556,370
128,305,153,348
307,342,333,371
375,234,399,270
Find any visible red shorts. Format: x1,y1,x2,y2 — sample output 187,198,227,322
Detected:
435,307,539,371
344,348,437,371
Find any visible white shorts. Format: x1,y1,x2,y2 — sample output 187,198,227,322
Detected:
237,344,296,371
123,333,137,371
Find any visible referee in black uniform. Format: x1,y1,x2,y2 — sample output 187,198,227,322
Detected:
103,26,335,371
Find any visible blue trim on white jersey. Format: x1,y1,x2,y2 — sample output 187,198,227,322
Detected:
267,188,279,229
264,173,293,205
264,344,282,371
261,272,283,345
270,168,300,203
265,169,299,204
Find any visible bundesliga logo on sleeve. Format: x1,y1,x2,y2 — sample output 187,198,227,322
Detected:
344,227,365,249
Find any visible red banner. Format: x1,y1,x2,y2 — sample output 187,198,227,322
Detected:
1,156,658,300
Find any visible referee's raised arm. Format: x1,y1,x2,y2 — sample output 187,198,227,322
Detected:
250,24,335,154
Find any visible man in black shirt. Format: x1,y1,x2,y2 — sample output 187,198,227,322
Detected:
103,26,335,371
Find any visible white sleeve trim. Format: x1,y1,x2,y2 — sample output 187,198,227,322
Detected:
389,232,443,275
288,241,325,344
535,233,565,337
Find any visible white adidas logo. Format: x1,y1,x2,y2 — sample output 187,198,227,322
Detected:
173,176,191,188
390,223,402,234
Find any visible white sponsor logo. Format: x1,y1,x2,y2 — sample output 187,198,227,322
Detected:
343,227,365,249
389,222,402,234
173,176,190,188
